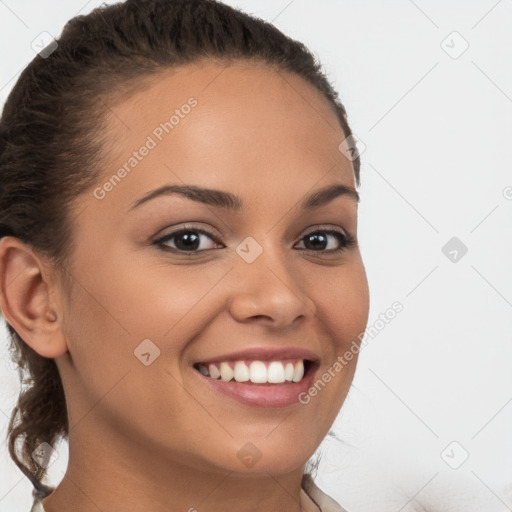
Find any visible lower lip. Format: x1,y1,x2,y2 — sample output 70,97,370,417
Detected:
193,363,318,408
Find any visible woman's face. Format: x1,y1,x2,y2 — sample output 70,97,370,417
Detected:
56,60,370,477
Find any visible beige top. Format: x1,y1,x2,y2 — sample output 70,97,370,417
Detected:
30,474,347,512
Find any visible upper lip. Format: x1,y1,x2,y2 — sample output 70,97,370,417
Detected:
194,347,320,365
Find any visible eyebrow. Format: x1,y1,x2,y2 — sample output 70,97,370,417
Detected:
128,182,359,213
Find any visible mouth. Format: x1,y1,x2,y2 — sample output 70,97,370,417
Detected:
192,358,316,385
192,356,320,408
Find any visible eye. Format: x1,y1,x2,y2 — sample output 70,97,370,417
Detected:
154,225,222,254
153,224,357,255
295,227,357,254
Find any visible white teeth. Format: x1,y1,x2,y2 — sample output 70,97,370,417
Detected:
197,359,308,384
209,364,220,379
267,361,286,383
284,362,294,381
292,360,304,382
249,361,267,383
220,362,234,381
233,361,250,382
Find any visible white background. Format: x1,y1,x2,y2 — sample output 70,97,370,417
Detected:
1,1,511,511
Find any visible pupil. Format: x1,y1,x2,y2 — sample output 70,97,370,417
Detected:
307,233,326,250
178,232,199,250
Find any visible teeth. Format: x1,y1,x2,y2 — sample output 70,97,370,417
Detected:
249,361,267,383
220,362,234,381
197,359,308,384
292,360,304,382
267,361,285,383
197,364,209,376
209,364,221,379
284,362,294,381
233,361,250,382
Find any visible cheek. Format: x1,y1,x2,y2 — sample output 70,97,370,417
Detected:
59,259,212,440
294,259,369,409
118,262,233,347
311,260,370,350
71,253,226,334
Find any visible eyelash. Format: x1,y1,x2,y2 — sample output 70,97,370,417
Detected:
153,224,357,255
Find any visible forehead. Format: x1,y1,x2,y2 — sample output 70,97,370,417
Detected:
92,60,354,211
108,58,341,127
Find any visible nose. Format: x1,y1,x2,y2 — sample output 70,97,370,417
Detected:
227,243,316,329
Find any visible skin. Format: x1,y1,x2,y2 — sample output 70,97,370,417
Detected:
0,60,369,512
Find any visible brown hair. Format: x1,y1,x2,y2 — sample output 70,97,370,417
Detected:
0,0,361,494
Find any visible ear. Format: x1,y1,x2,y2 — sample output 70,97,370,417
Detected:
0,236,68,358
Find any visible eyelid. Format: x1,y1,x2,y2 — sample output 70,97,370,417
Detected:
302,224,348,236
154,223,222,241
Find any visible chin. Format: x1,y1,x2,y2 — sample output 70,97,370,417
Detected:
206,438,316,477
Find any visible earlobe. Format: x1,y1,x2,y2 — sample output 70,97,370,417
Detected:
0,236,68,359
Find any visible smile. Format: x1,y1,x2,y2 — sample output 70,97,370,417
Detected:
192,357,319,408
193,359,310,384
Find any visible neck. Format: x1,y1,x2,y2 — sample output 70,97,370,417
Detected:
41,421,319,512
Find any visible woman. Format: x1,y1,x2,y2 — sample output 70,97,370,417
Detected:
0,1,370,510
